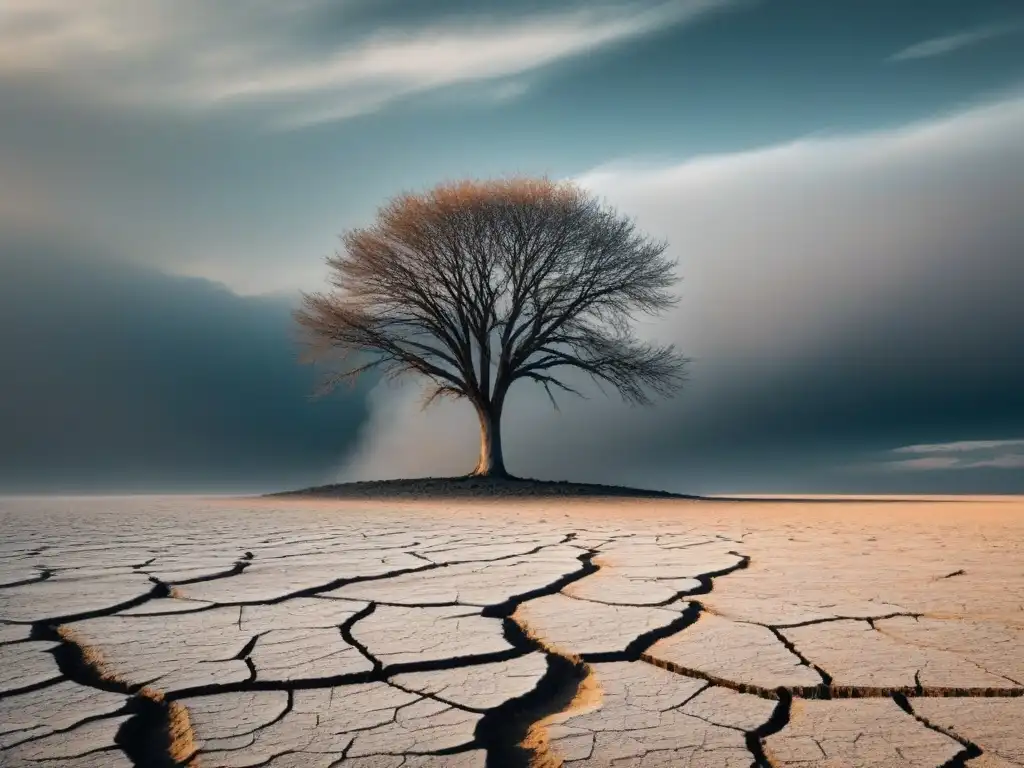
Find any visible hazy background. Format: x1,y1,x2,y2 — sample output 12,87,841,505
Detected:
1,0,1022,493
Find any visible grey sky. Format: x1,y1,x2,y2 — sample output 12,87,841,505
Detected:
1,0,1022,492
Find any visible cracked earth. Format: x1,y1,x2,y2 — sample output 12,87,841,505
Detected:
1,495,1022,767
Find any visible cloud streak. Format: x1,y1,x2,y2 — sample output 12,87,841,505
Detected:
893,439,1024,454
889,21,1023,62
0,0,739,127
881,455,1024,472
881,439,1024,473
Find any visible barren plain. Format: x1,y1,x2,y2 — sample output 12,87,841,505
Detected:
0,494,1021,767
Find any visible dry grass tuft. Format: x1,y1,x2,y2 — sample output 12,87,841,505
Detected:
166,701,198,765
55,625,127,688
138,685,165,703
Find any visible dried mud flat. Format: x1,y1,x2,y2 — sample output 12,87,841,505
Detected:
1,494,1022,767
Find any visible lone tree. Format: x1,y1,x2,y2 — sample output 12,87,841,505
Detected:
296,178,686,478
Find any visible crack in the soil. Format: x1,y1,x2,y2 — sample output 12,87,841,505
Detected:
869,624,1024,690
25,621,193,767
161,647,536,701
0,674,65,698
202,561,449,607
648,551,750,601
181,561,452,610
339,602,383,675
746,689,792,768
163,559,252,586
481,550,599,620
0,567,55,589
643,652,1024,703
472,545,600,767
9,529,1018,768
583,602,703,664
328,737,355,767
318,594,463,609
14,577,209,767
384,678,485,714
229,633,263,662
892,693,984,767
767,612,924,629
116,695,195,768
768,626,833,697
406,534,579,568
31,625,138,698
657,538,720,550
20,582,168,629
1,709,133,751
475,652,591,768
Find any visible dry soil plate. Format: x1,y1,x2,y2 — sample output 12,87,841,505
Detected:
1,495,1022,767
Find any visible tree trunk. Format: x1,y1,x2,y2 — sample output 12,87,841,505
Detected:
472,404,507,478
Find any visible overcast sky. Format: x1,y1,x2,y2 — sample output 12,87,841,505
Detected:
1,0,1022,493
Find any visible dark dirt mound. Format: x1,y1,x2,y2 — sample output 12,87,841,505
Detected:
269,476,698,500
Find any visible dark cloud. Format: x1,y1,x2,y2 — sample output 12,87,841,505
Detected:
0,239,372,493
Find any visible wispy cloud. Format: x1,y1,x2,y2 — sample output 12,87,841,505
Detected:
0,0,740,127
969,455,1024,469
883,454,1024,471
880,439,1024,472
893,439,1024,454
889,21,1023,62
884,457,963,471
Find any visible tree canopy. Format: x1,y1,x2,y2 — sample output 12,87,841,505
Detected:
296,177,686,476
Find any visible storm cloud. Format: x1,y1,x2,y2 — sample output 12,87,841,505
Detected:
340,95,1024,494
0,240,371,493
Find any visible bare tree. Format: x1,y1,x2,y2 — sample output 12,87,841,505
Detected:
296,178,686,478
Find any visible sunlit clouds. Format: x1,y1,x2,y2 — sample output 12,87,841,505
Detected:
0,0,740,127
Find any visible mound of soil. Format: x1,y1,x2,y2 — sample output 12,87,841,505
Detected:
269,476,697,500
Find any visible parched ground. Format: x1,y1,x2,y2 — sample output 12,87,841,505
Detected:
0,494,1022,767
